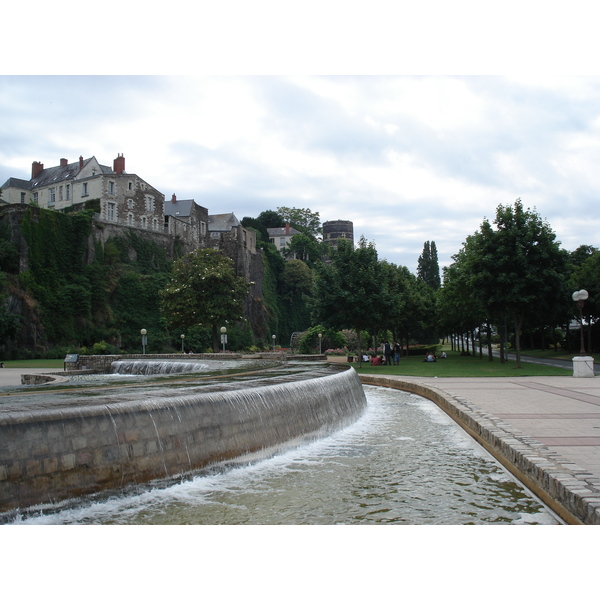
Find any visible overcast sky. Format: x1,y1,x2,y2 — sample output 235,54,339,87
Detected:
3,5,600,274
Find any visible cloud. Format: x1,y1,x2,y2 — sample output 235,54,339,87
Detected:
2,75,600,273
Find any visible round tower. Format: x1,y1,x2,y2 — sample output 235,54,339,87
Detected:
322,220,354,249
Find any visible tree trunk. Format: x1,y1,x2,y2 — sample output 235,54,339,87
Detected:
486,320,493,361
514,315,524,368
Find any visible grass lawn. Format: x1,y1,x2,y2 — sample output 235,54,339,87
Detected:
351,349,573,377
1,359,65,369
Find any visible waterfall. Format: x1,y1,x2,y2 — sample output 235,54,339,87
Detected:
0,365,366,517
111,360,212,375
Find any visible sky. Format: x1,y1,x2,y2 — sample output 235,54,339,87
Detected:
2,3,600,276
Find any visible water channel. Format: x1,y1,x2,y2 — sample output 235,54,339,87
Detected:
10,381,561,525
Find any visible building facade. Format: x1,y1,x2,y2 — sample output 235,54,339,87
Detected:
1,155,166,234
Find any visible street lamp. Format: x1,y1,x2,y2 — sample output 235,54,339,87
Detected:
180,334,185,353
220,326,227,352
572,289,589,356
272,334,276,351
318,332,322,354
140,329,147,355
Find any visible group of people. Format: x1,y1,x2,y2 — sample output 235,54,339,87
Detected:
369,344,448,366
371,340,402,366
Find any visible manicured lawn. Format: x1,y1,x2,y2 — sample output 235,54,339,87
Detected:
350,350,572,377
1,359,65,369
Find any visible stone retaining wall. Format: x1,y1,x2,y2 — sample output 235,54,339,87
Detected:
359,374,600,525
0,368,366,517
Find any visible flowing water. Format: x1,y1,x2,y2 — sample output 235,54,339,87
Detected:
11,384,561,525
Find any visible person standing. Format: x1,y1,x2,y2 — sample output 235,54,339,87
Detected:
393,341,402,365
383,340,393,366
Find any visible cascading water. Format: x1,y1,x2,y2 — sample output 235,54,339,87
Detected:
0,363,366,519
8,385,561,525
111,360,213,375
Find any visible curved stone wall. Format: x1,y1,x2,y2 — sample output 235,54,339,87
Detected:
0,367,366,515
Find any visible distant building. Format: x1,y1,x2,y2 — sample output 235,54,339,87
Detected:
1,154,165,233
164,194,209,254
323,220,354,250
267,223,301,256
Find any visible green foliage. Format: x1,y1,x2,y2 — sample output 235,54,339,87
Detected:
276,206,322,237
417,241,441,290
159,248,250,351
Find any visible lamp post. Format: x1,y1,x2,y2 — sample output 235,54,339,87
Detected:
272,334,276,352
572,289,589,356
180,334,185,353
318,332,322,354
140,329,147,355
220,326,227,352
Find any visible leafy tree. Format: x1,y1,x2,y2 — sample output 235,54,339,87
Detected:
311,237,388,366
159,248,250,352
467,199,567,367
276,206,322,238
417,240,441,290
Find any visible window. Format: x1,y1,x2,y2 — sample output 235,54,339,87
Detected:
141,216,147,229
49,188,56,204
33,192,38,204
127,198,134,209
201,221,206,236
20,192,25,204
211,232,220,238
82,182,88,197
109,181,115,195
66,184,70,200
145,195,155,212
128,213,133,226
59,186,63,201
107,202,116,221
279,237,285,246
153,218,158,231
128,181,133,191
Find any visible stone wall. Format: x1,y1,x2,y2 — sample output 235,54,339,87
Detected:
0,367,366,516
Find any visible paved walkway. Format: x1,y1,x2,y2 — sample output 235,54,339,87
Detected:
0,368,58,387
360,372,600,523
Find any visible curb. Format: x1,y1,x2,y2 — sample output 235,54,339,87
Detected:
359,374,600,525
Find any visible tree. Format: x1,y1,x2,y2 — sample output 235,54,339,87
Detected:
311,237,389,365
468,199,567,368
159,249,250,352
276,206,322,238
417,241,441,290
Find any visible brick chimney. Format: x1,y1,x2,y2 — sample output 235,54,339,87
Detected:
60,158,68,167
113,153,125,174
31,161,44,180
79,156,84,169
285,222,290,234
171,193,177,203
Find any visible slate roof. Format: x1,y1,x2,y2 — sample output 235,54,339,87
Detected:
267,226,301,237
1,177,30,190
164,198,195,218
30,157,112,189
209,213,240,231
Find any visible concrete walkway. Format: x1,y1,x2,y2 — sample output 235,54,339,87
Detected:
359,373,600,524
0,368,59,387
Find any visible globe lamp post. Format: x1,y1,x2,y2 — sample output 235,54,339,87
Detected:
140,329,147,355
180,334,185,353
572,289,589,356
220,326,227,352
318,332,322,354
272,334,276,352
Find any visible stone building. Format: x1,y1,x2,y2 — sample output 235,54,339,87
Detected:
1,154,165,233
164,194,210,255
323,219,354,250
